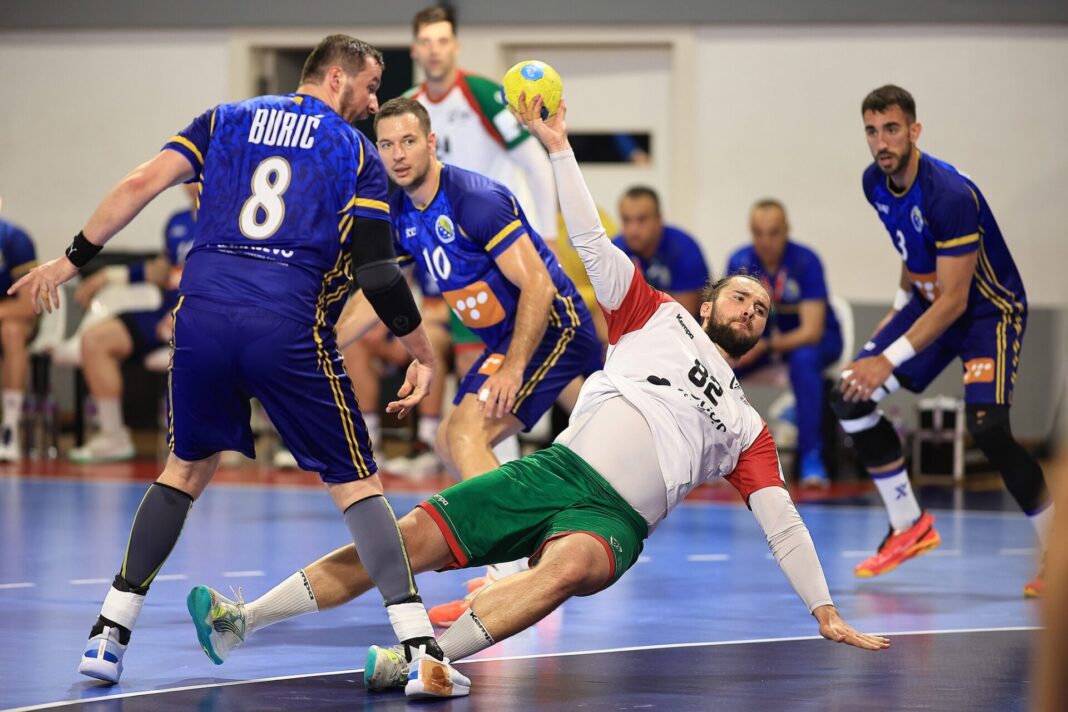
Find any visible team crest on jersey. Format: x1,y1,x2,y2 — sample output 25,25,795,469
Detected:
910,205,924,233
435,215,456,244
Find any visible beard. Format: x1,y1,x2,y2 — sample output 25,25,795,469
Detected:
876,142,912,177
703,311,762,359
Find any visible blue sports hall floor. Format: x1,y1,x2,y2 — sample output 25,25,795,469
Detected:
0,461,1040,711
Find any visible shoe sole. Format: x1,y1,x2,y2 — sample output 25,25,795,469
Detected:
186,586,225,665
1023,586,1042,599
405,660,471,698
78,657,121,684
854,529,942,578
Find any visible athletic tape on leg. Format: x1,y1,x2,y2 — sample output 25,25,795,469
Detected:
387,601,435,642
100,586,146,631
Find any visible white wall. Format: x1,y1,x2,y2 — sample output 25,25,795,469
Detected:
2,26,1065,309
694,26,1068,307
0,31,230,254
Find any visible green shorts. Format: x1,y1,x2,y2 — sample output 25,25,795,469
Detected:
448,309,484,347
417,444,649,591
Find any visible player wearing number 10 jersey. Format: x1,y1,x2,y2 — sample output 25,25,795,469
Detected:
8,36,465,696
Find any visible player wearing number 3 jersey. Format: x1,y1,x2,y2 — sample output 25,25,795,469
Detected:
9,35,468,698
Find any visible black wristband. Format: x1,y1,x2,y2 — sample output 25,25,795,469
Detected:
65,231,103,269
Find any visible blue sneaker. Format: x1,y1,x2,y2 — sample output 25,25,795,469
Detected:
78,626,127,683
799,450,829,489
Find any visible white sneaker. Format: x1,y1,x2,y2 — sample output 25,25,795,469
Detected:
405,645,470,698
272,447,299,469
186,585,248,664
78,625,127,683
0,425,20,462
69,430,135,464
383,450,441,478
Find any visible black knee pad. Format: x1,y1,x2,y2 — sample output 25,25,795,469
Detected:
830,390,902,469
966,404,1049,513
829,388,876,421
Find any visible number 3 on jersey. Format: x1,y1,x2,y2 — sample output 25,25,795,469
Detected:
240,157,291,240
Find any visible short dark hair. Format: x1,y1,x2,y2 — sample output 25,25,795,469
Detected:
861,84,916,121
620,185,661,214
300,34,384,85
413,4,457,37
700,271,769,306
374,97,432,135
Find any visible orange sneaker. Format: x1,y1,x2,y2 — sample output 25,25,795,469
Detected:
854,510,941,577
428,598,470,628
1024,562,1044,598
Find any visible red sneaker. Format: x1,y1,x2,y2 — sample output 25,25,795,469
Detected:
1024,563,1044,598
854,510,941,577
428,597,471,628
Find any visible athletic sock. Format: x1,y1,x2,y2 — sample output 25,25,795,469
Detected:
871,466,923,532
97,398,125,436
438,608,495,661
1028,501,1055,550
245,570,319,633
2,389,23,430
486,558,528,580
417,416,439,449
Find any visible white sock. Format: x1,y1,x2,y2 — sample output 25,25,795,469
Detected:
364,413,381,448
2,389,23,430
872,466,923,531
1028,501,1055,550
492,435,520,464
97,398,125,436
245,570,319,633
438,608,495,662
486,558,528,580
417,416,439,448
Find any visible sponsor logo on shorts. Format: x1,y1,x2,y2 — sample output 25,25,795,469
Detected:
963,358,995,384
609,536,623,554
433,494,449,506
478,353,506,376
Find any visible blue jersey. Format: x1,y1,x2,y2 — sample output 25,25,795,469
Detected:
163,93,389,328
391,164,583,348
159,208,196,313
611,225,710,293
727,240,841,343
0,219,37,296
862,151,1026,317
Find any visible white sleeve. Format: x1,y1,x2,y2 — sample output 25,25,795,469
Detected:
748,487,834,613
549,149,635,311
510,137,559,241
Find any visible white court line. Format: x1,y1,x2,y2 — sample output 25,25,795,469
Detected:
924,549,961,557
69,578,110,586
153,574,187,582
2,625,1040,712
841,551,870,558
0,582,34,590
222,570,265,578
686,554,731,562
636,556,653,564
999,548,1036,556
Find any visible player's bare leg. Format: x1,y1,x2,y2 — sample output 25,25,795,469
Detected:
435,393,523,479
0,315,32,461
71,318,136,463
80,452,220,683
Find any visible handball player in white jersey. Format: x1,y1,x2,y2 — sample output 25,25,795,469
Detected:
186,94,889,686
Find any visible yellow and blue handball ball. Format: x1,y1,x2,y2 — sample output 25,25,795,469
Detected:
501,60,562,120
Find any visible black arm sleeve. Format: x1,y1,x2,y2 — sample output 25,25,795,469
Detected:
351,216,422,337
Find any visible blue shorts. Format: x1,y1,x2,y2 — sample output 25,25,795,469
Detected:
859,297,1026,406
166,296,376,482
455,301,602,431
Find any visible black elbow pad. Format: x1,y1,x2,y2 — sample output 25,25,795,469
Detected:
351,216,422,337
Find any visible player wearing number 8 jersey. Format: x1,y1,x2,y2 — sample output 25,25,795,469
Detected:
833,85,1051,589
10,35,468,698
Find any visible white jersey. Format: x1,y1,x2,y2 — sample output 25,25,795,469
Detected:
409,71,526,199
552,149,784,518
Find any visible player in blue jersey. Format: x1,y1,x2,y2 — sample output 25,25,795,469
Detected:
729,199,843,487
10,35,469,698
0,211,38,462
68,183,198,464
612,186,710,317
832,85,1051,593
